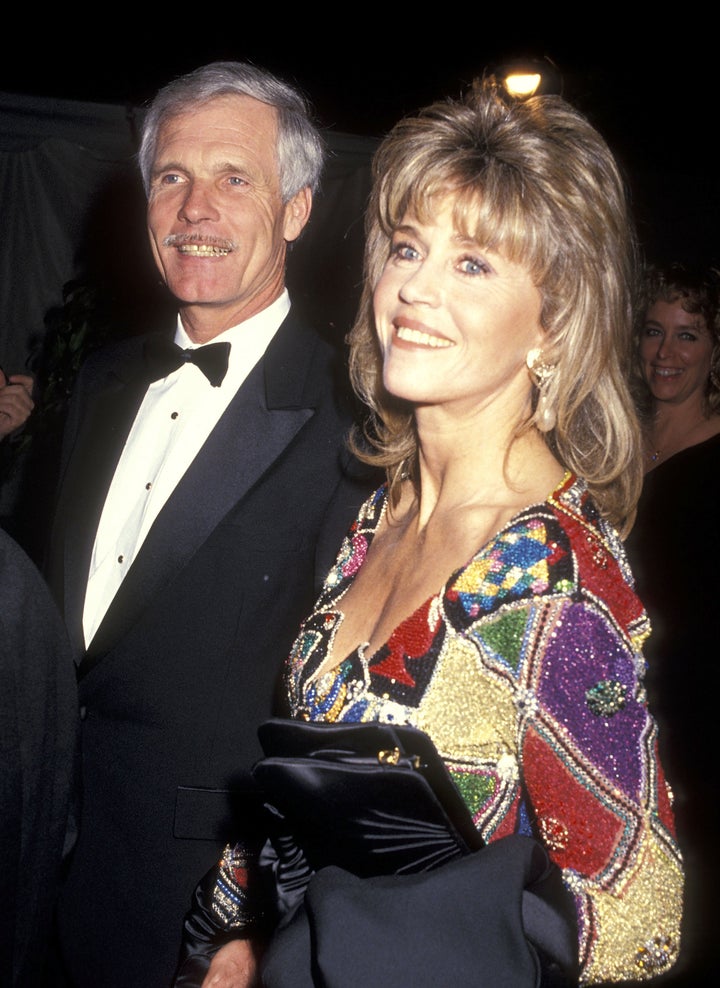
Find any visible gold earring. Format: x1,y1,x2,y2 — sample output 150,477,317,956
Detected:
526,348,557,433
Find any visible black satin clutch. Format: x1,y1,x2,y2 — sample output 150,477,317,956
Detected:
252,718,484,879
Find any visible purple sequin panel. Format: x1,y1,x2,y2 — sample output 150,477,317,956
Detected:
535,601,647,799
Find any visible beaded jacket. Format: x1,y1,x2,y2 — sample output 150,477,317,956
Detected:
283,472,683,984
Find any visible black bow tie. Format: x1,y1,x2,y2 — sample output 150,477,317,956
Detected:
143,338,231,388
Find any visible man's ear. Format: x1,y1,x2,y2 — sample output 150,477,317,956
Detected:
283,186,313,243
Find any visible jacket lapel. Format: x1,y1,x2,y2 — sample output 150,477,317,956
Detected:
58,345,150,656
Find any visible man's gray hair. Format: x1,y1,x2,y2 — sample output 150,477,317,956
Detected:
138,61,325,202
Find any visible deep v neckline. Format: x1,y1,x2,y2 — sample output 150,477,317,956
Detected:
305,471,574,687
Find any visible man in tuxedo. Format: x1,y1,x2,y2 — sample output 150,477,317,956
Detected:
45,61,372,988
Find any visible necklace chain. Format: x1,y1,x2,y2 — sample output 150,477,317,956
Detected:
648,411,713,464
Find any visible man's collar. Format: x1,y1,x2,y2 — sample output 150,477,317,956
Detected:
175,290,291,348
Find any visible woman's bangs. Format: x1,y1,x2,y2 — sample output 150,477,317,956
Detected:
452,183,547,279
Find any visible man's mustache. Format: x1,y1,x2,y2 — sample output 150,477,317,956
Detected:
162,234,237,250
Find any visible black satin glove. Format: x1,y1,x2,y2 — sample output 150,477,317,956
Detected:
258,804,315,919
173,840,270,988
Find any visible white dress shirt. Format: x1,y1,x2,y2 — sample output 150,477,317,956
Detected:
82,291,290,647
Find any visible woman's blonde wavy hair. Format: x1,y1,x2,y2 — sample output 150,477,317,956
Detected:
348,76,642,535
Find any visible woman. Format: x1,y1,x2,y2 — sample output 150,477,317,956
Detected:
626,262,720,981
635,262,720,470
178,78,683,987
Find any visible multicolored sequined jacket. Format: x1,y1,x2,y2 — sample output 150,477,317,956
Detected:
285,473,683,984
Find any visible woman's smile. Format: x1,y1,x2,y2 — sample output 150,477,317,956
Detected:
393,321,455,349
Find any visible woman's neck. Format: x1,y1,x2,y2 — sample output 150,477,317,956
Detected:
410,412,564,531
646,398,720,470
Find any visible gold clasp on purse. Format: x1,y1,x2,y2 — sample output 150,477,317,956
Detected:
378,747,421,768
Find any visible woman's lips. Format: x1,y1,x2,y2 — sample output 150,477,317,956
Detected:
651,366,682,378
394,323,454,349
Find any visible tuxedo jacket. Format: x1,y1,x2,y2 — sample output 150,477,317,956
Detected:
45,310,375,988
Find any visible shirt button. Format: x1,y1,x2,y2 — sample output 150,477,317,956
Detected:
118,554,124,563
171,411,179,419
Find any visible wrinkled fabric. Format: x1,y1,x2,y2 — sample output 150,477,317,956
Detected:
263,836,578,988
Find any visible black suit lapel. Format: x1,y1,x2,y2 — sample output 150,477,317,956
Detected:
58,347,150,655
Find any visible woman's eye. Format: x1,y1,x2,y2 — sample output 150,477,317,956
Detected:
391,241,420,261
459,256,490,276
643,326,660,337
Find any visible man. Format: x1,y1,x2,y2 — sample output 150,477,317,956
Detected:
45,62,372,988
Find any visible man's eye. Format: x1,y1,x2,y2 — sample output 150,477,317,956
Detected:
228,176,248,186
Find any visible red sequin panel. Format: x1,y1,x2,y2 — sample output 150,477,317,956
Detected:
523,726,631,879
554,510,644,631
371,597,441,688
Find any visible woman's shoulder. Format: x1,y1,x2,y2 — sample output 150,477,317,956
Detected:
653,427,720,476
446,475,573,598
489,471,613,558
446,473,648,643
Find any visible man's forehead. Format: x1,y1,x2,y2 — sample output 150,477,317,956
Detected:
155,93,279,158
